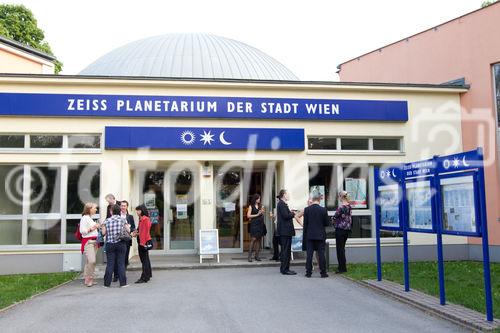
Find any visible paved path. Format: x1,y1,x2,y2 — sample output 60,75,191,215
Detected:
0,268,464,333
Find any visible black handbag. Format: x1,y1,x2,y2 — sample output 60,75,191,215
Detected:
118,220,132,242
144,239,153,250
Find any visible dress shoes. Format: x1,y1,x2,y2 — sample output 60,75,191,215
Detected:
305,273,312,278
135,279,146,284
282,270,297,275
321,273,329,278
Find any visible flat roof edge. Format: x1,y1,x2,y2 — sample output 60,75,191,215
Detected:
0,73,470,91
0,35,56,62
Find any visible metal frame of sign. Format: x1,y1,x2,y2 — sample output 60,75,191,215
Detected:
374,148,493,321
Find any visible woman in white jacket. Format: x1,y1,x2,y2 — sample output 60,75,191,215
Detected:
80,203,100,287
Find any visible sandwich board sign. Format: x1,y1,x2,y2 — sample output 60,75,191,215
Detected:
199,229,220,263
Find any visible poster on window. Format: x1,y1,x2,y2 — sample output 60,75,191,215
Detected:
345,178,367,208
406,181,433,230
144,192,156,209
309,185,325,207
441,176,477,234
378,185,400,229
148,208,160,225
176,204,188,219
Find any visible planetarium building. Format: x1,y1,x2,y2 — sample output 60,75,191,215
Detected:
0,34,469,273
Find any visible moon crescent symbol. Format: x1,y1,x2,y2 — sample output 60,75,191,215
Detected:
391,169,397,178
219,131,232,145
462,156,470,167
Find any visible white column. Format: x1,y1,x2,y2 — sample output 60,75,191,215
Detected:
199,162,215,230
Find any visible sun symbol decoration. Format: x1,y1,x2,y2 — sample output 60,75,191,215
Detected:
452,157,460,168
180,130,196,145
199,130,214,145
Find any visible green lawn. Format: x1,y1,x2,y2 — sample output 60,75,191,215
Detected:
0,272,79,310
341,261,500,319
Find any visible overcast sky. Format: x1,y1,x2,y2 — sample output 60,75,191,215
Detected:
4,0,484,80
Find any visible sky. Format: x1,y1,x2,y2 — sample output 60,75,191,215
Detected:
4,0,485,80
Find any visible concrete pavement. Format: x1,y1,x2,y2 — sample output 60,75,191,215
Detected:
0,267,465,333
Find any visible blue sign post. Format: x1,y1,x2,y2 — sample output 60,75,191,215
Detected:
374,148,493,321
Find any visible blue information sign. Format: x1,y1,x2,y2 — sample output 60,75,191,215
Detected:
105,126,305,150
373,148,493,321
0,92,408,121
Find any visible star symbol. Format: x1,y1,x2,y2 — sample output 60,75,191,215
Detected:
386,170,391,177
199,130,214,145
452,157,460,168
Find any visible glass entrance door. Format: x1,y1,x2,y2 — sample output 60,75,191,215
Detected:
215,169,242,251
138,171,165,251
137,168,197,253
165,169,196,252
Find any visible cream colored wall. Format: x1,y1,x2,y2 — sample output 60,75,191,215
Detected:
0,78,467,247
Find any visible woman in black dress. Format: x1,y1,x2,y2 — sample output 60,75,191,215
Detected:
247,194,266,262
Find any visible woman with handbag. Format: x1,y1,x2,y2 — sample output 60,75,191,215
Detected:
79,202,100,287
101,204,130,287
333,190,352,274
133,204,153,284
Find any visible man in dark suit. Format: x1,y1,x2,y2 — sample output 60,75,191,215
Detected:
303,192,330,278
105,194,121,219
276,189,297,275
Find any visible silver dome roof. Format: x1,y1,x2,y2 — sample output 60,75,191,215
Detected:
79,33,299,80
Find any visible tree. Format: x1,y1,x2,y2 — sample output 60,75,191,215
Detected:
482,0,498,7
0,4,62,73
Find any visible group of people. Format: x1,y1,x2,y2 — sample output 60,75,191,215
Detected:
80,189,352,286
79,194,153,288
248,189,352,277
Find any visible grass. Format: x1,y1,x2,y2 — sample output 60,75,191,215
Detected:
341,261,500,319
0,272,79,310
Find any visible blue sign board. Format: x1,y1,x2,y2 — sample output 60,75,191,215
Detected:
0,92,408,121
105,126,305,150
374,166,403,231
373,148,493,321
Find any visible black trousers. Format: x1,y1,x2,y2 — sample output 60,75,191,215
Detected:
306,240,327,275
104,241,127,286
138,245,152,281
335,229,349,272
272,233,280,259
113,243,131,278
280,236,292,273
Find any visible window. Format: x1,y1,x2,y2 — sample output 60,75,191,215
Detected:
373,138,400,151
0,163,100,247
0,165,23,215
307,136,403,153
308,137,337,150
30,135,63,149
68,135,100,149
30,166,61,214
341,138,369,150
308,163,377,239
494,63,500,127
0,134,101,152
0,135,24,148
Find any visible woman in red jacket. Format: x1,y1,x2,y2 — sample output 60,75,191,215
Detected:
132,204,152,283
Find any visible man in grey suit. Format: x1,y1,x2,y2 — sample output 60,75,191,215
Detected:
302,192,330,278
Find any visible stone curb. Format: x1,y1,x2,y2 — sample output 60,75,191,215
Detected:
0,277,77,315
340,275,498,332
